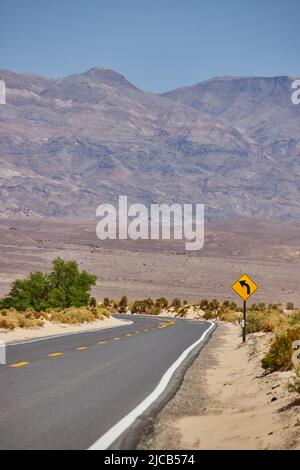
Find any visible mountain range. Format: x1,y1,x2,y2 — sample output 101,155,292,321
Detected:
0,68,299,220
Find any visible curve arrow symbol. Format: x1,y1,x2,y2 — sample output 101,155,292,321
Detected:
239,280,250,295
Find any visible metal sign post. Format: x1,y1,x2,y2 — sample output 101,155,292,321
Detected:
243,300,246,343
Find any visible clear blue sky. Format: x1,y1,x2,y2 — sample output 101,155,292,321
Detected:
1,0,299,92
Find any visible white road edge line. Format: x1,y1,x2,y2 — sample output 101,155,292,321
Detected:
6,320,133,347
88,321,215,450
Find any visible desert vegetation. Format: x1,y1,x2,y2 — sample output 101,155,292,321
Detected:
0,258,96,311
240,304,300,379
0,258,111,329
0,305,110,330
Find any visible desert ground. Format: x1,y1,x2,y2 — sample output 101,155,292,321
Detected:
1,217,300,305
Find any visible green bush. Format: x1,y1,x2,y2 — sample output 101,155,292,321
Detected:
249,303,266,312
150,306,161,315
286,302,295,311
155,297,168,309
288,310,300,326
261,326,300,372
131,298,154,314
268,303,280,311
0,258,96,311
103,297,110,307
118,296,128,313
246,310,266,333
199,299,209,309
209,299,220,310
89,297,97,308
203,309,216,320
171,298,181,310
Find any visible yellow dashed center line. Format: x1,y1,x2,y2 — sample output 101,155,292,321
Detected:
9,321,176,371
10,362,29,368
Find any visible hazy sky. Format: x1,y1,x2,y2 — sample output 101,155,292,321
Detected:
1,0,299,92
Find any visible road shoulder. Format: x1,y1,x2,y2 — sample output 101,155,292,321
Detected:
138,322,300,450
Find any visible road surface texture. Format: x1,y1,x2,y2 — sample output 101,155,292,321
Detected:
0,314,215,450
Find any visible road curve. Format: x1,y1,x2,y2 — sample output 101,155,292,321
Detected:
0,314,215,450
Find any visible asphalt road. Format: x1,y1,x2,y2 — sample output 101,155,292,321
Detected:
0,314,215,450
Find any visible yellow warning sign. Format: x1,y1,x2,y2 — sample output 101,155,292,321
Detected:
231,274,258,301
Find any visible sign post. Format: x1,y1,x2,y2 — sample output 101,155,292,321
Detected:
242,300,246,343
231,274,259,343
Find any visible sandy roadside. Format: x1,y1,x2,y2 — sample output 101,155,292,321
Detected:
0,315,129,343
138,322,300,450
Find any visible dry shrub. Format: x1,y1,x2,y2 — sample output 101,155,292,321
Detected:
50,306,110,324
97,307,110,318
0,310,44,330
51,307,95,324
261,312,287,333
246,310,287,334
21,317,44,329
202,309,216,320
176,308,188,318
218,310,238,323
0,305,111,329
0,315,19,330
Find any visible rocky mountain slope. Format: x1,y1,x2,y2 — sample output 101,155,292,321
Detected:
0,69,299,220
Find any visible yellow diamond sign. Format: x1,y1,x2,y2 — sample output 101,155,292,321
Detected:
231,274,258,301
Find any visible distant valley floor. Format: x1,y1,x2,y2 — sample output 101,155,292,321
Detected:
1,217,300,305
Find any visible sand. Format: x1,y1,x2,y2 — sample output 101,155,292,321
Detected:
0,316,129,344
175,325,299,449
139,323,300,450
